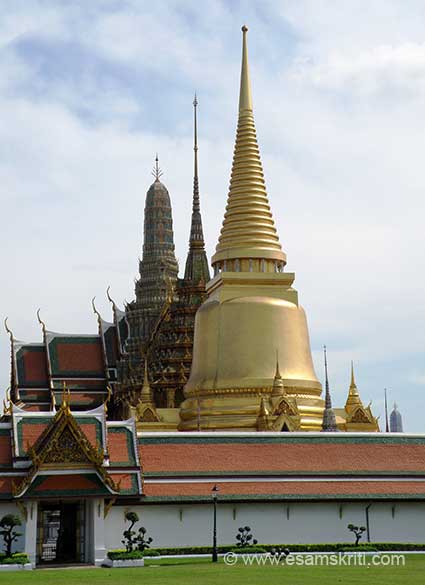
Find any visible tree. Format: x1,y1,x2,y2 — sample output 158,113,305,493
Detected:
122,511,140,552
347,524,366,546
235,526,258,547
0,514,22,557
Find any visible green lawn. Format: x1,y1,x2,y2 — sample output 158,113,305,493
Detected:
0,555,423,585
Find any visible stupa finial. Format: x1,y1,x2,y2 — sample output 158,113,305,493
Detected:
212,26,285,268
350,360,356,387
152,154,163,181
239,25,252,113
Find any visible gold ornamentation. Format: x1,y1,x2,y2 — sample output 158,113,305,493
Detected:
350,408,371,424
13,400,118,497
104,497,117,518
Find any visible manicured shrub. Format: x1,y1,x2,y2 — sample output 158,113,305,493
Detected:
0,552,29,565
108,542,425,558
121,512,153,553
108,549,160,560
340,545,378,552
347,524,366,546
0,515,22,557
235,526,258,547
229,546,267,554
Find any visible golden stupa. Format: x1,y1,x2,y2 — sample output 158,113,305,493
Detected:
179,26,325,431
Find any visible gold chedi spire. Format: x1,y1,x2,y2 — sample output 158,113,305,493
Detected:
212,26,286,269
345,361,363,412
179,27,322,432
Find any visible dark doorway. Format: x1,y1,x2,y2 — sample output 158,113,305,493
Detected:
281,423,290,432
37,501,85,565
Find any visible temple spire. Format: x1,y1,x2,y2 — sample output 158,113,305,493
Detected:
272,350,284,396
184,95,210,282
322,346,338,432
189,94,204,245
212,26,286,269
345,361,363,412
384,388,389,432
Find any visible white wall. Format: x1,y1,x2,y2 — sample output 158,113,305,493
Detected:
104,501,425,549
0,503,26,555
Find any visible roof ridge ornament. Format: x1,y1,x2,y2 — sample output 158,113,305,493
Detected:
106,286,116,309
4,317,13,342
36,308,47,335
91,296,102,331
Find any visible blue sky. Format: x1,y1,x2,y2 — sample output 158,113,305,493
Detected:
0,0,424,430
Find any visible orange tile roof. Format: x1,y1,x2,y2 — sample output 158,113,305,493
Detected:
139,440,425,474
144,480,425,499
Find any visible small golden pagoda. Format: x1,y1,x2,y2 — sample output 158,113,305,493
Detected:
179,27,324,431
333,363,379,432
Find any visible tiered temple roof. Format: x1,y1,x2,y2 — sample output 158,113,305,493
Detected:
0,398,141,500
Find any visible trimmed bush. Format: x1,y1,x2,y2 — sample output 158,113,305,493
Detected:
230,546,267,554
108,543,425,558
0,552,29,565
108,550,145,561
108,549,160,560
340,545,378,552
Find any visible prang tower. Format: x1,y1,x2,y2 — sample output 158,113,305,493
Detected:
179,27,324,431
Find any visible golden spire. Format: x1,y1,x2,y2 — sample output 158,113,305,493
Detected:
259,395,270,417
272,350,284,396
140,358,153,404
345,361,363,412
212,25,286,268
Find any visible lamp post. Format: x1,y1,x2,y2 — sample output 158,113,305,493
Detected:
212,484,219,562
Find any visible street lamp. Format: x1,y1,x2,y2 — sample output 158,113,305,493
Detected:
211,484,219,562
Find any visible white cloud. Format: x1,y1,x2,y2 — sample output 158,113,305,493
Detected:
291,43,425,94
0,0,424,431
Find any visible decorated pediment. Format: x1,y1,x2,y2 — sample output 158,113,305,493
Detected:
42,427,93,465
13,399,117,498
271,411,300,432
136,404,161,423
273,397,298,418
349,407,372,424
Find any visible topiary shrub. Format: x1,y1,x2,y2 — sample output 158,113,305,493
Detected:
121,512,154,553
137,526,153,552
269,546,291,557
347,524,366,546
0,515,22,558
235,526,258,547
122,512,139,552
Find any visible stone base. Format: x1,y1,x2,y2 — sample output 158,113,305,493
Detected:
103,558,145,568
0,564,33,571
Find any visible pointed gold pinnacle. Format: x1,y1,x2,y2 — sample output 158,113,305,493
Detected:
212,26,285,268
